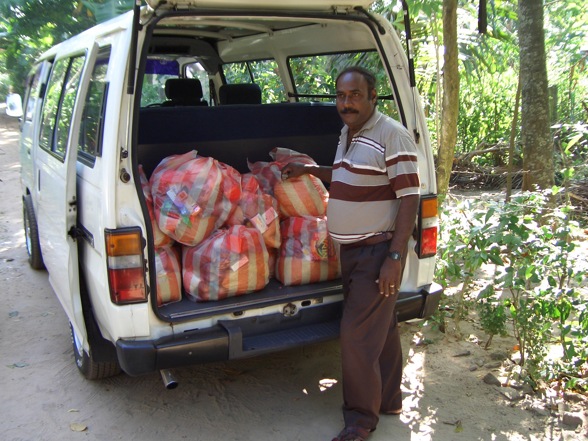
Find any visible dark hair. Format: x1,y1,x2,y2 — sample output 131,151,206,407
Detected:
335,66,377,92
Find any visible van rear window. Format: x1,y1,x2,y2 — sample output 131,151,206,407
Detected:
288,51,399,118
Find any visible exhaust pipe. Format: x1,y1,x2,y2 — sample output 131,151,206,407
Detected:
160,369,178,389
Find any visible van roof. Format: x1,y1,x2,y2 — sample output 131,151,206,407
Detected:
145,0,375,12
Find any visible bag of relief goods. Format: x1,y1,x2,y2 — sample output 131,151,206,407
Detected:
273,174,328,218
276,216,340,286
155,245,182,306
150,151,241,246
183,225,269,302
138,165,173,248
248,147,328,218
227,174,281,249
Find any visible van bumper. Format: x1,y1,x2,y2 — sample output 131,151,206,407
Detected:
115,283,443,376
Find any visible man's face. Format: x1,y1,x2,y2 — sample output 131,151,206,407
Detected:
336,71,377,133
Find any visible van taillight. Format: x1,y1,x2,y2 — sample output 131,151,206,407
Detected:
416,195,438,258
105,227,147,305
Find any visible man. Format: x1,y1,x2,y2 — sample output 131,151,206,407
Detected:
281,66,420,441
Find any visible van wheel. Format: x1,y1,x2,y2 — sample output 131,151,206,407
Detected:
70,323,121,380
23,195,45,270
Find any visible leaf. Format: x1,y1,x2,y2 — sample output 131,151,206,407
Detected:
69,423,87,432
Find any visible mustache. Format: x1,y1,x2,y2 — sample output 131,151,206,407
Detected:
340,108,359,114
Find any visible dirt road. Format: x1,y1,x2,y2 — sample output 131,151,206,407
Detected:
0,108,584,441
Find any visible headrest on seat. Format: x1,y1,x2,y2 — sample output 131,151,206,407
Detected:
164,78,205,105
219,83,262,105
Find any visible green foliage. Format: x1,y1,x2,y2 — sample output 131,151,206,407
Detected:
437,190,588,392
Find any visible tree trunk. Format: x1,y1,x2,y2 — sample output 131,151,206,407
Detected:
519,0,554,190
436,0,459,196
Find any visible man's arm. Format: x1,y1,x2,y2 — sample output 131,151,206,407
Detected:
281,162,333,183
378,194,419,297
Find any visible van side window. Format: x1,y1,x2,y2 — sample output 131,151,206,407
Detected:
222,59,286,103
288,51,400,120
39,55,86,160
78,47,111,164
22,65,43,122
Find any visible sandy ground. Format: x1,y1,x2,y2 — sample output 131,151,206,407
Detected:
0,108,586,441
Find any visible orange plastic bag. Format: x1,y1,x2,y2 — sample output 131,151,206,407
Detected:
228,174,281,249
183,225,269,301
155,245,182,306
247,147,318,194
150,151,241,246
138,165,172,248
273,174,328,218
276,216,340,286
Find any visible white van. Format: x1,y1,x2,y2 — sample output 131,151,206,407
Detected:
18,0,442,383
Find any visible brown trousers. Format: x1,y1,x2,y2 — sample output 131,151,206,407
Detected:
339,240,403,431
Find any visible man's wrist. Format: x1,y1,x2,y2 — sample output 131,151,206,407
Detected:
387,250,402,261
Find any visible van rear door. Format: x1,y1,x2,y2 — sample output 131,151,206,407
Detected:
35,45,99,340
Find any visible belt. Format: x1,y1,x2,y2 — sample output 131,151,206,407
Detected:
340,232,393,249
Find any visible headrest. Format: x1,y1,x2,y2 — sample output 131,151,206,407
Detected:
219,83,262,105
165,78,204,104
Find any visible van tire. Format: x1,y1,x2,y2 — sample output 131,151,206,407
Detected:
70,323,121,380
23,195,45,270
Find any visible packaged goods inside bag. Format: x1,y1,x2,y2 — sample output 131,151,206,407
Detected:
150,151,241,246
138,165,173,248
155,245,182,306
227,173,281,249
276,216,340,286
183,225,270,301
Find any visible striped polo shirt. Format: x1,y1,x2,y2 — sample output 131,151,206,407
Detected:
326,110,420,244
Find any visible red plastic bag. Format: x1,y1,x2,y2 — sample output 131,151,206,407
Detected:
183,225,269,301
150,151,241,246
155,245,182,306
227,174,281,249
276,216,340,286
247,147,317,194
138,165,173,248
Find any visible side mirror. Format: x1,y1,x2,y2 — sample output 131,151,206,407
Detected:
6,93,23,118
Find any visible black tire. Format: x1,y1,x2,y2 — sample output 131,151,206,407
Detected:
23,195,45,270
70,323,121,380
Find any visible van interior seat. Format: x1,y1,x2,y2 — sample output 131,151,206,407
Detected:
162,78,207,106
219,83,262,105
137,103,343,176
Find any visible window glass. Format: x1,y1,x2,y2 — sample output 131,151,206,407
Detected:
23,65,43,122
39,59,66,153
222,59,286,103
288,51,399,118
185,62,210,103
55,56,84,158
141,58,179,107
78,47,111,163
39,55,86,159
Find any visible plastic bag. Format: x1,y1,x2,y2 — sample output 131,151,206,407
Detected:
150,151,241,246
276,216,340,286
183,225,269,301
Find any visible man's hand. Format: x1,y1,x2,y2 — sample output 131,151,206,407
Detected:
378,258,402,298
280,162,308,180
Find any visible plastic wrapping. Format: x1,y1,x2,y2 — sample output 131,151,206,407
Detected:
276,216,340,286
150,151,241,246
155,245,182,306
183,225,269,301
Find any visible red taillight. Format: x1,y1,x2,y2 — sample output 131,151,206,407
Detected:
105,228,147,305
416,195,438,259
